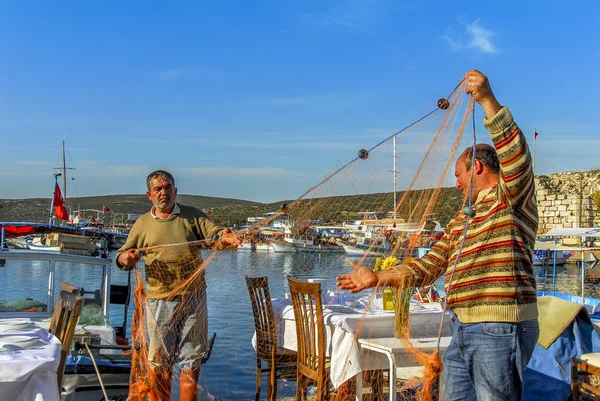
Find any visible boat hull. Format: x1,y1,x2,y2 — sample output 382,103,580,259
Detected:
533,251,572,266
27,243,61,252
270,241,343,253
341,243,386,257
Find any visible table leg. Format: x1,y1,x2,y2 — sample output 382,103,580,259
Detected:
388,351,397,401
355,373,363,401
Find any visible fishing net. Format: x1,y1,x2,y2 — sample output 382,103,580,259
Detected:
126,77,477,401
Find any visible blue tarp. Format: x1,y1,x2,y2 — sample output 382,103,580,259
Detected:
523,311,600,401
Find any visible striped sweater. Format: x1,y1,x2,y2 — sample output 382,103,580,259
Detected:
405,106,538,323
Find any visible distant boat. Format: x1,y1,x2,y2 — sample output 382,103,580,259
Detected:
341,237,389,257
26,242,61,252
534,240,573,266
269,224,343,253
238,241,272,252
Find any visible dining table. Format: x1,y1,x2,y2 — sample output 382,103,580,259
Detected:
254,293,454,398
0,318,62,401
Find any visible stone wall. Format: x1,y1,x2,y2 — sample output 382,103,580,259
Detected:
535,170,600,240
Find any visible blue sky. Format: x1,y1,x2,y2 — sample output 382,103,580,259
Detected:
1,0,598,203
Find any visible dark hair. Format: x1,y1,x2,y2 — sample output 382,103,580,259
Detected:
459,144,500,174
146,170,175,190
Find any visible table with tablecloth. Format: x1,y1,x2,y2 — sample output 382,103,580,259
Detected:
254,297,454,389
0,318,62,401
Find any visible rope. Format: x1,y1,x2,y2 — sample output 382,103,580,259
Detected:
84,342,110,401
137,236,218,253
292,77,467,203
436,97,477,349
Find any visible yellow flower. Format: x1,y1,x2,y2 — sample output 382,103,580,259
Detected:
373,256,398,271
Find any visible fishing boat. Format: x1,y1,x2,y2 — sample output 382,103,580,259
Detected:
0,223,132,400
341,218,442,258
533,239,573,267
269,224,343,253
238,241,273,252
341,236,390,257
25,236,62,252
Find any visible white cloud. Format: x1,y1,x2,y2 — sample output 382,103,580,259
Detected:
15,160,52,166
465,20,498,54
248,91,370,114
176,166,307,178
73,161,152,178
223,140,357,151
291,0,393,32
443,19,499,54
155,68,186,81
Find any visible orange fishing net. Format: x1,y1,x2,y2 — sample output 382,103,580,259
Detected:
125,78,475,401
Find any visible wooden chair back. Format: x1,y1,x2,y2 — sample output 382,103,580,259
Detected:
288,277,329,400
49,282,80,330
246,276,278,360
49,290,84,392
246,276,297,401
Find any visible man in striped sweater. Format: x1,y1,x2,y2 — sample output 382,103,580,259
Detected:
337,70,539,400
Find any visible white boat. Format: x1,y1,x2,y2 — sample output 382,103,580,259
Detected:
343,214,444,236
25,237,61,252
0,223,132,400
270,241,342,253
238,242,272,252
341,237,389,257
533,239,573,266
269,224,344,253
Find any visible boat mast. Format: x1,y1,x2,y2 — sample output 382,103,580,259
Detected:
62,140,67,203
393,135,397,219
55,140,75,214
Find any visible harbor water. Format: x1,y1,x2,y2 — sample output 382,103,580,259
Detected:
0,249,590,400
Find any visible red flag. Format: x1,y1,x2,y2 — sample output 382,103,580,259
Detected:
53,183,69,221
534,130,538,139
103,205,111,212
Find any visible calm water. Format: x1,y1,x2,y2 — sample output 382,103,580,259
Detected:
0,250,588,400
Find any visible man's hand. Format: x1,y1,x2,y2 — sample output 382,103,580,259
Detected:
465,70,502,119
220,228,241,248
336,262,377,293
117,249,140,268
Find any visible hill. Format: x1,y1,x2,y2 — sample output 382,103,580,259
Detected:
0,194,268,227
0,187,463,227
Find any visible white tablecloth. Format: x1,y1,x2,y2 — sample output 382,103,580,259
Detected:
0,318,62,401
256,298,454,388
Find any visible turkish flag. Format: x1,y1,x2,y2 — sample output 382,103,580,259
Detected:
53,183,69,221
103,205,111,212
534,130,538,139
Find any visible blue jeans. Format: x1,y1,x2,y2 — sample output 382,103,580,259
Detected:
440,318,539,401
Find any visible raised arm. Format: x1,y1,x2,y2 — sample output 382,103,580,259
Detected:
466,70,534,205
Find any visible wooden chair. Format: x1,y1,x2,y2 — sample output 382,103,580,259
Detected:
49,289,85,393
288,277,332,401
246,276,297,401
49,282,80,330
572,354,600,400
